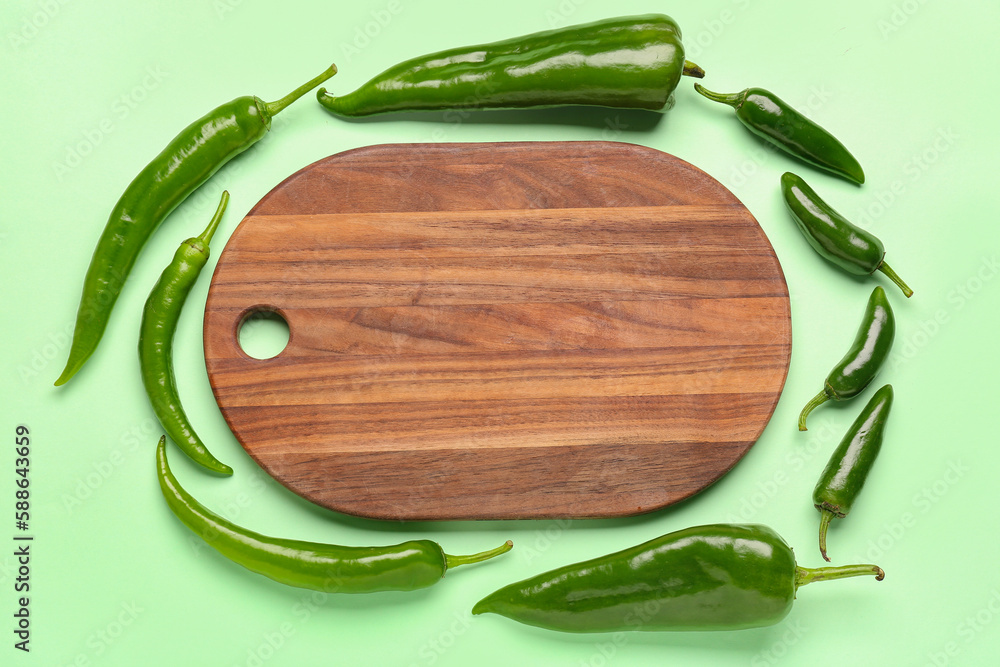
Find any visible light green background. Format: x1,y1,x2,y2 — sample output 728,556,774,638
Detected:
2,0,998,664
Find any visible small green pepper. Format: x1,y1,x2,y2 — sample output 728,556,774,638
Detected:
317,15,704,117
472,523,884,632
782,172,912,298
798,286,895,431
156,437,513,593
139,192,232,475
694,84,864,185
56,64,337,386
814,384,894,561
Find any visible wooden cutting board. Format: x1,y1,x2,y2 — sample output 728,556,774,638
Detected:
203,141,791,521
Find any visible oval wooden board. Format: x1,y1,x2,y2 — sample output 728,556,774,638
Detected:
204,141,791,521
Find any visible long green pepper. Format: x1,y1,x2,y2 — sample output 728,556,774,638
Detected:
473,523,884,632
317,15,704,117
156,437,513,593
799,286,895,431
814,385,894,561
139,192,231,475
56,64,337,386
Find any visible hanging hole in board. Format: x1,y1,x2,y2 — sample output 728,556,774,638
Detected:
238,308,290,360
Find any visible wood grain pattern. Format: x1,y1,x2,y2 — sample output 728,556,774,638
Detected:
203,142,791,520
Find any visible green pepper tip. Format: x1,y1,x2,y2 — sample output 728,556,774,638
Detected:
818,509,835,562
692,83,744,108
445,539,513,570
316,87,335,105
205,457,234,476
798,389,829,431
195,190,230,246
264,64,339,117
682,60,705,78
54,365,76,386
877,261,913,298
470,598,491,616
796,562,885,587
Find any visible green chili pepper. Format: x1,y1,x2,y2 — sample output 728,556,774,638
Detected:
156,436,513,593
694,84,864,185
55,64,337,387
472,523,884,632
814,384,893,562
798,286,895,431
317,15,704,117
781,172,913,297
139,192,232,475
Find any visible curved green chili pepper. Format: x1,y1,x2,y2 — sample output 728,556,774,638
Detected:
782,172,912,297
694,84,864,185
139,192,232,475
472,523,883,632
317,15,703,117
55,64,337,387
814,384,893,562
156,436,513,593
798,286,895,431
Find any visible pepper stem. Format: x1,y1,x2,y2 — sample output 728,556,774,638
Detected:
445,540,513,570
796,563,885,588
197,191,230,246
682,60,706,78
798,389,829,431
264,64,338,116
818,509,835,562
877,261,913,298
693,83,745,108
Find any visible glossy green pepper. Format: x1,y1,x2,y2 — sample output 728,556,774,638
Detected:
139,192,232,475
317,15,704,117
694,84,864,185
55,64,337,386
798,286,895,431
814,384,894,561
472,523,884,632
156,437,512,593
782,172,912,297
